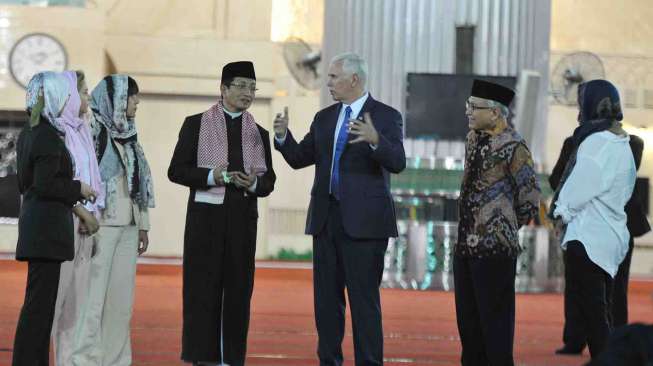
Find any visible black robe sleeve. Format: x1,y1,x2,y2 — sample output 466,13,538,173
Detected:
168,115,212,190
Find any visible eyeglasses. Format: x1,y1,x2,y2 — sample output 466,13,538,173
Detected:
229,83,258,92
465,101,494,112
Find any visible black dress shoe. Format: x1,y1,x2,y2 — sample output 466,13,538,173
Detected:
555,345,585,355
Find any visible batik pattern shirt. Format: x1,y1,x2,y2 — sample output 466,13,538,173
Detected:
456,128,540,258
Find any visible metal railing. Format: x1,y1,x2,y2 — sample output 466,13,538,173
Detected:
382,221,564,293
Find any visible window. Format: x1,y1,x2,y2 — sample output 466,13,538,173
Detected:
456,26,475,74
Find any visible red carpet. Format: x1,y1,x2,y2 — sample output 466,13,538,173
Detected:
1,260,651,365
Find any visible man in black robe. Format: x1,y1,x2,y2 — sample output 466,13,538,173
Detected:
168,61,275,366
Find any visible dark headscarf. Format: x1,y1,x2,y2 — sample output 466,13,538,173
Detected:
572,79,623,146
549,79,624,225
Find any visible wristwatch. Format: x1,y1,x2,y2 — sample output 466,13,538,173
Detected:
221,170,232,184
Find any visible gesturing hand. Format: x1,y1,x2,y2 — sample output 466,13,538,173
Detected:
273,106,289,139
348,112,379,146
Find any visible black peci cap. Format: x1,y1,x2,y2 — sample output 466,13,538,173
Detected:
470,79,515,106
221,61,256,82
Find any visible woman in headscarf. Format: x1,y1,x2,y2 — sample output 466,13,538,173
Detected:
551,79,636,359
51,70,104,366
74,74,154,366
13,71,96,366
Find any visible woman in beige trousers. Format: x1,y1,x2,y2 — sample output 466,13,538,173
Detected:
74,74,155,366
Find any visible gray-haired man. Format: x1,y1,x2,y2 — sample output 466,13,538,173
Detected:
273,53,406,365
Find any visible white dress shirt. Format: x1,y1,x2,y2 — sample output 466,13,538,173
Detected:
554,131,636,277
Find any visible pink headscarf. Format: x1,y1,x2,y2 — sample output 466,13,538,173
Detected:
59,71,105,214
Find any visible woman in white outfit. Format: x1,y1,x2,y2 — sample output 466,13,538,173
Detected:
74,74,155,366
550,79,636,360
51,70,104,365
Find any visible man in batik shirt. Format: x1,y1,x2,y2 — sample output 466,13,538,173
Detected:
454,79,540,366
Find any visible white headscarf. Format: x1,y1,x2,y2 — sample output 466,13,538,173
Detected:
42,72,70,131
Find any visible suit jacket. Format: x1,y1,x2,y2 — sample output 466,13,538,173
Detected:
275,95,406,239
167,112,276,215
549,135,650,238
15,120,82,261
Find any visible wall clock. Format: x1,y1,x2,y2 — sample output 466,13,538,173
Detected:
9,33,68,89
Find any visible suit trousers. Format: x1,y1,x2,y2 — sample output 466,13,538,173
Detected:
313,199,388,366
13,260,62,366
453,255,517,366
52,217,94,366
74,225,139,366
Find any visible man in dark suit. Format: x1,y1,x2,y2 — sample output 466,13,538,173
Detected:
551,134,650,355
273,52,405,365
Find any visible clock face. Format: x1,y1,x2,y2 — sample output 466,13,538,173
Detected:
9,33,68,89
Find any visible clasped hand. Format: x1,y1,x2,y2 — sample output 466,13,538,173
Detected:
214,170,256,189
